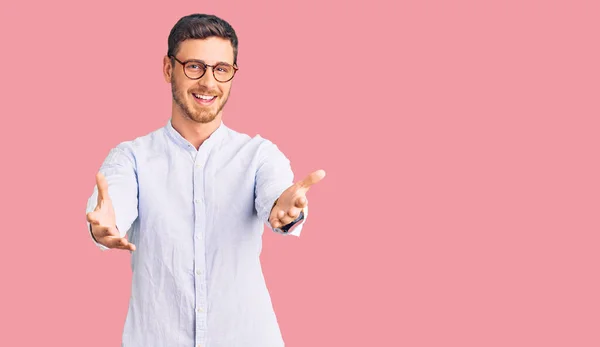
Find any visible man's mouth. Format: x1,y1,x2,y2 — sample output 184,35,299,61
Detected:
192,93,217,105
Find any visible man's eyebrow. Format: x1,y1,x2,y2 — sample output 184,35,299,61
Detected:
182,58,205,63
184,58,232,65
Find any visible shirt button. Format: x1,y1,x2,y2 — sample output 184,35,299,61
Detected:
197,307,203,312
195,199,200,203
196,269,201,275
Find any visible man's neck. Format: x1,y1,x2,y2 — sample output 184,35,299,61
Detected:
171,112,222,150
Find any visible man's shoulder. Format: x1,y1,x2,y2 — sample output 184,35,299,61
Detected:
224,125,278,145
223,128,291,168
109,124,167,154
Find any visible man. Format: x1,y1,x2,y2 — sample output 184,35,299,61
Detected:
85,13,325,347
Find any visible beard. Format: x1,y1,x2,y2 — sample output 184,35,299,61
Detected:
171,77,230,124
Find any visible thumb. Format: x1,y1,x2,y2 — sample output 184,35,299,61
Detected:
96,172,111,202
298,169,326,190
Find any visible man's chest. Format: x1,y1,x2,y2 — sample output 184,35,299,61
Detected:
136,154,258,219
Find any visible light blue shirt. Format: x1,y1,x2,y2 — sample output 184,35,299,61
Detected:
85,119,307,347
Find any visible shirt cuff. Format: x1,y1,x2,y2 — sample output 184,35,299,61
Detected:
274,205,308,237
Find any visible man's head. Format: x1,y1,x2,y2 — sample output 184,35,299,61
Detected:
163,14,239,124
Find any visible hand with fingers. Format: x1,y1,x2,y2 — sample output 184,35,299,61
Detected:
86,172,136,251
269,169,326,230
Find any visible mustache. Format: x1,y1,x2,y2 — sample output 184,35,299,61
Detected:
190,87,221,96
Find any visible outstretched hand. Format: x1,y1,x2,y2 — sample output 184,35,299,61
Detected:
86,172,136,251
269,169,326,229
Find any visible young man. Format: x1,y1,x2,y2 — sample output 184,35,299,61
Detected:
85,13,325,347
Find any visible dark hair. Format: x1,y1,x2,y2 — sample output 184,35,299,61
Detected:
167,14,239,65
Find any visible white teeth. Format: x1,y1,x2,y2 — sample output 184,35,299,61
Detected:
194,94,215,100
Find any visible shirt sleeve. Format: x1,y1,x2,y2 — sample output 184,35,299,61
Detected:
86,144,139,250
254,139,308,237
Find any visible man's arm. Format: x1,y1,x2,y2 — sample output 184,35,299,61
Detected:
254,140,308,237
86,144,139,250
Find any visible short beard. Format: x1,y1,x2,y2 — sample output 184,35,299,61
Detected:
171,77,230,124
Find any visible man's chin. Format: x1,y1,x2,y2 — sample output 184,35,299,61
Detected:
197,116,217,124
189,111,218,124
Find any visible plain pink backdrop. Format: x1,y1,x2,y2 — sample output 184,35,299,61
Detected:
0,0,599,346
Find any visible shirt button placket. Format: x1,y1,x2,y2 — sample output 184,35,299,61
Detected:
193,155,207,346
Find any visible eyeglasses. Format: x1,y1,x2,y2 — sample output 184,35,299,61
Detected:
170,55,238,82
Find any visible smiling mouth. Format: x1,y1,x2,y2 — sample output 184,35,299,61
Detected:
193,93,216,100
192,93,217,105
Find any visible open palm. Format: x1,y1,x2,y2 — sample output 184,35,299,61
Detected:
86,172,136,251
269,169,326,229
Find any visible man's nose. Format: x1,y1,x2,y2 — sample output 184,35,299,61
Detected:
197,67,218,89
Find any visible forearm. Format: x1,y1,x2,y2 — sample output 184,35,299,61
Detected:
86,145,139,249
254,141,295,228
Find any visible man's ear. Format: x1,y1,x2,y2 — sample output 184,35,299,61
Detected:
163,55,173,83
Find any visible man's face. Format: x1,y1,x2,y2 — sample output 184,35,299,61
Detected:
164,37,236,124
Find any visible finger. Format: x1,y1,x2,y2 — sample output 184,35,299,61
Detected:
298,169,326,190
93,225,120,240
96,172,111,202
104,236,135,250
86,212,100,225
104,225,120,237
270,216,282,229
294,196,307,208
116,239,136,251
115,239,135,251
276,208,300,226
269,208,282,228
278,216,293,226
287,207,301,220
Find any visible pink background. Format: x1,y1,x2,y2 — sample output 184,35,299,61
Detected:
1,0,599,346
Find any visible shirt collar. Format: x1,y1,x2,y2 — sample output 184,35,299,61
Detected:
164,117,228,152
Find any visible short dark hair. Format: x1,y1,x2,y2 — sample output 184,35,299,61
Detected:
167,14,239,65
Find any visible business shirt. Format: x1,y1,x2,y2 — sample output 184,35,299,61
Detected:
85,119,307,347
